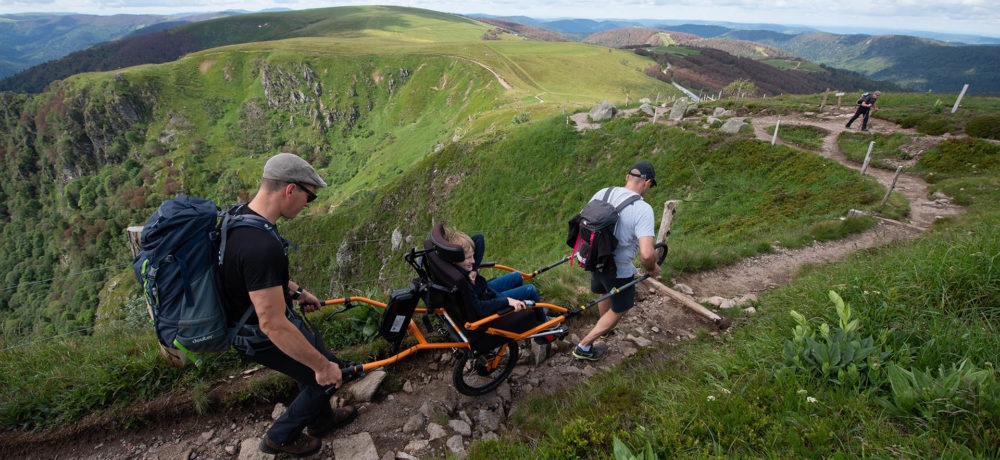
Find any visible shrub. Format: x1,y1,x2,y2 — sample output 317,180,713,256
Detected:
919,118,951,135
965,115,1000,140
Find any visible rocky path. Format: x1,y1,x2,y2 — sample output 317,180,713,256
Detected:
1,108,964,460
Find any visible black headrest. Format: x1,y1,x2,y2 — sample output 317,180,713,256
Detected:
428,223,465,264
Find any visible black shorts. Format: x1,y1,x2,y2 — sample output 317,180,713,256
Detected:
590,270,636,313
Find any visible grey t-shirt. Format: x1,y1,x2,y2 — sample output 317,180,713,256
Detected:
590,187,655,278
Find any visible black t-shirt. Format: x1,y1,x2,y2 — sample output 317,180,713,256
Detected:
861,94,877,108
218,206,289,325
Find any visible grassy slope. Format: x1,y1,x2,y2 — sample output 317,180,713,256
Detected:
469,113,1000,458
0,108,891,428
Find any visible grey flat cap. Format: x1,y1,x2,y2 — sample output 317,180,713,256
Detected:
262,153,327,189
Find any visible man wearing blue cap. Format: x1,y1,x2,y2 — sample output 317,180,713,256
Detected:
573,161,661,361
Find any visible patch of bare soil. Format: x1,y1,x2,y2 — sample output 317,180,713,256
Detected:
1,108,966,460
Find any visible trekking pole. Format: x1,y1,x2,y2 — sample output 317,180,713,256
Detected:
564,242,667,317
524,255,572,279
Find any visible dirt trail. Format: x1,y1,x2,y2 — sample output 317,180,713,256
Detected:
1,108,964,460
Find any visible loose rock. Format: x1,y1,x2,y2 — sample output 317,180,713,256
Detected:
330,432,379,460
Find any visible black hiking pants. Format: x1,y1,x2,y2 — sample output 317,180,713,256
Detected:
846,106,871,129
235,314,337,445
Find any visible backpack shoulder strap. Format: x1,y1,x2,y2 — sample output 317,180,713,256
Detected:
600,187,614,202
615,194,641,213
218,204,296,266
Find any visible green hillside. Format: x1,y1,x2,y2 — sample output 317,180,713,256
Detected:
724,31,1000,93
0,6,677,340
1,109,893,429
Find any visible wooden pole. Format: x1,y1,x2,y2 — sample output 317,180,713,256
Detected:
771,119,780,145
127,226,188,367
638,201,729,328
951,84,969,114
655,201,676,260
860,141,875,175
880,166,904,206
820,88,829,110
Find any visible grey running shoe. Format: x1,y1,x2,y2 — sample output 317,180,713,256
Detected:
572,344,608,361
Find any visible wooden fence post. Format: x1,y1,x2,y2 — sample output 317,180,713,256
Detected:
820,88,829,110
127,226,188,367
771,119,780,145
638,202,729,328
860,141,875,175
951,84,969,114
880,166,904,206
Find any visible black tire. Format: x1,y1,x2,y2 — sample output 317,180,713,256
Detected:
452,342,519,396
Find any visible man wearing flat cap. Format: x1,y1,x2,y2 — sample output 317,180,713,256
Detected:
219,153,356,457
572,161,661,361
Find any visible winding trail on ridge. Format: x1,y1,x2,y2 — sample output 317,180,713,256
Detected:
678,108,964,298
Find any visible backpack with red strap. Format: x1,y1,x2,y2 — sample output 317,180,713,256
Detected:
565,187,641,274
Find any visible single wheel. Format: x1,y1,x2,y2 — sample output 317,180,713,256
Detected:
452,342,519,396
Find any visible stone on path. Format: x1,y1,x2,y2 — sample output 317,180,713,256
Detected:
330,432,379,460
345,369,387,402
237,438,273,460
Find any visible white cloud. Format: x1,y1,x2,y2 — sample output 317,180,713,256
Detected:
1,0,998,37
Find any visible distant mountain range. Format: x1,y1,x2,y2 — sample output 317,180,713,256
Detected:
1,10,998,94
472,16,1000,94
0,12,240,80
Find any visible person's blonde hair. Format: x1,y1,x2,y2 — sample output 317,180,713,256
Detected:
442,226,474,256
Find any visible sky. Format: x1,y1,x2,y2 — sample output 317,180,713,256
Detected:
2,0,1000,38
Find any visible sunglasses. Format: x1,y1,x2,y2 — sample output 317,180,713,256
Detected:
295,183,317,203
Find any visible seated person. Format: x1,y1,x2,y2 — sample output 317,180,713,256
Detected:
443,227,548,323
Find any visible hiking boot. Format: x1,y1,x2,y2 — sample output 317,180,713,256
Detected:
845,123,852,128
306,405,358,438
572,344,607,361
259,433,321,458
861,128,869,131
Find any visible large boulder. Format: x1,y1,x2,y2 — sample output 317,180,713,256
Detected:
720,118,749,134
344,369,386,402
589,100,617,121
639,103,656,116
669,99,689,120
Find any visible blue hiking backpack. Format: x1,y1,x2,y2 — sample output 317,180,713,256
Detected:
132,196,283,366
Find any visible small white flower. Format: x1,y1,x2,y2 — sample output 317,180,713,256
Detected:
797,389,808,395
721,388,731,394
806,396,818,404
706,395,716,401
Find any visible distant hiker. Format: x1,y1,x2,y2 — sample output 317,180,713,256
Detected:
442,227,548,323
846,90,881,131
572,161,660,361
219,153,357,457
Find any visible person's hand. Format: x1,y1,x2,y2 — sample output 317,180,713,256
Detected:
468,271,477,283
507,298,525,311
648,264,662,279
299,288,322,312
315,360,343,387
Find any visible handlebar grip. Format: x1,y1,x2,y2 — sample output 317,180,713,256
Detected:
323,364,364,395
654,242,668,265
496,306,514,315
